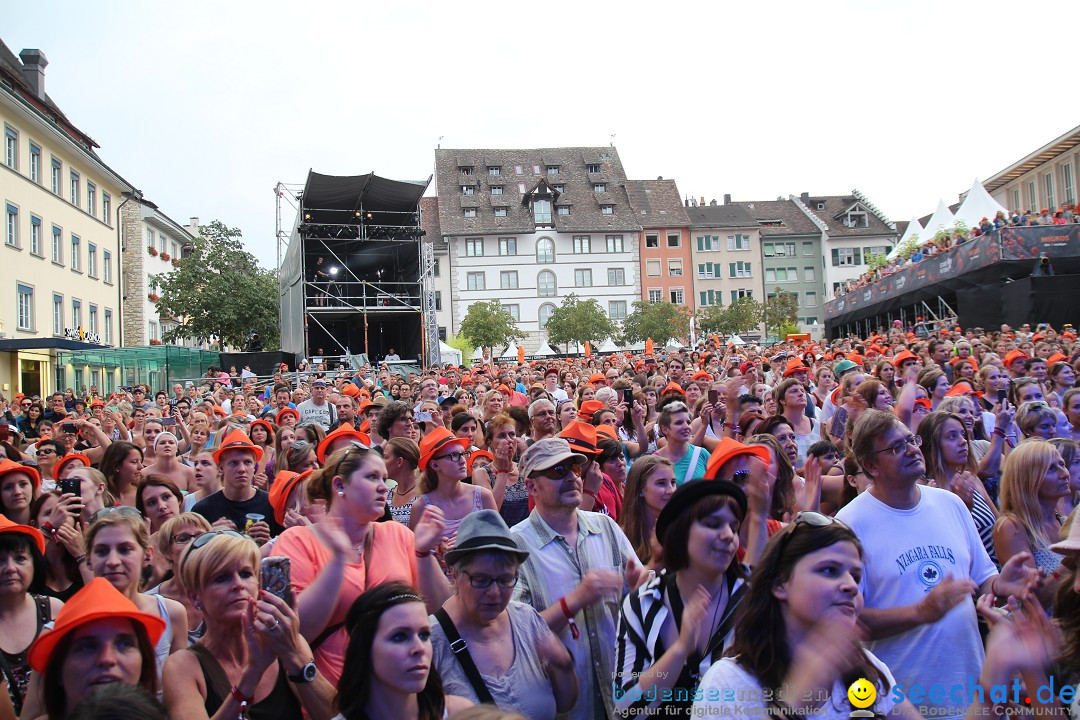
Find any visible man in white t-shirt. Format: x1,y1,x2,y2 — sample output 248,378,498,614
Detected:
836,410,1037,720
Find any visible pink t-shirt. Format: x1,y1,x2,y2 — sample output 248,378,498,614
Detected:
272,521,419,684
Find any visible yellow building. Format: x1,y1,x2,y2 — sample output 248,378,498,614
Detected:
0,44,134,398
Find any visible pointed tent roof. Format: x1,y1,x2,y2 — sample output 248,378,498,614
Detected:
919,200,955,245
728,334,747,346
498,343,519,359
471,346,484,360
666,338,685,350
598,338,619,353
534,343,558,357
889,216,925,259
954,179,1007,230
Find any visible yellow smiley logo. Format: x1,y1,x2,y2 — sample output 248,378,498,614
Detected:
847,678,876,709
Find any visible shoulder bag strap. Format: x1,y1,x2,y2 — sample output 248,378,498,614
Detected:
682,445,703,485
433,608,496,705
189,644,232,704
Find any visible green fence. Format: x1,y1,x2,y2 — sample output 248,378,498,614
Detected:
55,346,220,395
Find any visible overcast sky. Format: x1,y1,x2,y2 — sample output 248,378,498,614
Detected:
8,0,1079,268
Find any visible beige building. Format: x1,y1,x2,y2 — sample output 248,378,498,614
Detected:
686,199,765,335
0,43,135,397
981,123,1079,214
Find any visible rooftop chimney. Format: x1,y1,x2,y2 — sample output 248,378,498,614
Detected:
18,49,48,100
800,192,809,202
709,199,717,206
700,196,705,206
723,194,731,205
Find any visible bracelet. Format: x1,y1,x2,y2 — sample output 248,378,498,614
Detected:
992,428,1006,438
415,548,435,558
229,685,250,708
73,554,85,565
990,575,1000,598
559,597,580,639
582,488,599,500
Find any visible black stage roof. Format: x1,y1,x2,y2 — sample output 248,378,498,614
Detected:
301,171,431,222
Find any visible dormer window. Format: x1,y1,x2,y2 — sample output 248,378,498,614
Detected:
587,164,601,173
601,205,614,215
461,186,475,196
844,211,868,228
464,208,477,218
460,166,473,176
491,185,503,195
546,166,560,175
495,208,507,217
599,152,611,160
557,206,570,216
816,202,826,210
552,184,564,193
594,183,606,192
488,166,501,176
533,199,552,225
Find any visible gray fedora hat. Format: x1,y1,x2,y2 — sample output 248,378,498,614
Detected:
443,509,530,567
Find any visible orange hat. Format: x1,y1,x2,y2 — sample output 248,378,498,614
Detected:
913,398,932,410
341,383,361,398
1003,350,1029,369
90,398,105,408
268,469,314,526
497,384,513,396
248,420,275,442
577,399,605,420
467,449,493,475
275,407,300,425
211,405,227,418
213,428,264,465
559,420,600,456
28,578,167,672
660,382,685,396
892,350,919,367
847,353,865,365
782,357,810,378
358,419,371,434
690,370,712,382
704,438,771,480
53,453,91,480
357,399,375,414
1032,333,1045,342
595,424,618,442
418,427,470,472
588,373,606,384
0,458,40,492
0,514,45,555
461,374,474,386
945,382,974,397
1047,353,1067,366
317,422,372,463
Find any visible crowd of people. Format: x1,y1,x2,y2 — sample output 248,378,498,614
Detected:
834,203,1079,299
3,320,1080,719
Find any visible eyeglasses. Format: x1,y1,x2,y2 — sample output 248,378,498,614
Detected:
435,451,467,463
189,529,245,552
172,531,206,545
530,462,582,480
90,506,144,524
461,570,519,590
870,434,922,456
37,448,56,456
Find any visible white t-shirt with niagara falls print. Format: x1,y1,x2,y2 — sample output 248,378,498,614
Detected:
835,485,997,720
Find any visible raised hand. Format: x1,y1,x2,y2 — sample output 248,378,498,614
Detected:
412,505,447,556
676,585,713,654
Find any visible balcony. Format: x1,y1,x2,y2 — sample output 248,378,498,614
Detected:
306,280,421,313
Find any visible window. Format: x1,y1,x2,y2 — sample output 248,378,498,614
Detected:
765,241,795,257
29,143,41,183
463,208,477,218
149,321,158,342
146,228,155,248
546,165,559,175
4,125,16,169
494,207,507,217
438,326,447,342
51,157,61,194
467,272,485,291
465,238,484,257
593,183,606,192
669,288,684,304
103,250,112,283
536,238,554,263
1027,181,1037,213
600,205,614,215
697,235,719,252
515,165,523,175
609,301,627,320
699,290,722,307
71,299,81,330
171,241,178,258
606,235,623,253
1012,188,1021,212
648,288,663,303
667,233,681,248
538,270,556,297
157,233,166,253
805,291,818,308
728,234,750,250
698,262,715,279
70,170,80,205
51,225,62,264
88,243,98,277
504,304,520,322
434,291,442,311
490,185,503,195
574,269,592,287
533,199,552,225
803,266,815,282
803,242,814,256
87,182,96,216
519,183,527,193
89,305,98,336
587,164,601,173
646,234,659,248
668,259,683,277
71,235,81,271
862,246,890,261
539,303,556,327
1045,173,1055,210
831,247,861,266
52,294,63,335
488,166,501,176
500,271,519,289
608,268,625,286
104,309,112,344
731,289,753,302
574,235,591,254
460,166,473,176
729,261,751,278
552,184,564,193
556,206,570,216
498,237,517,256
844,211,868,228
1064,163,1075,205
646,260,661,276
5,204,17,247
766,268,775,283
461,185,475,196
16,284,33,331
30,215,41,255
102,192,111,223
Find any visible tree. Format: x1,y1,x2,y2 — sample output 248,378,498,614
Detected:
697,296,762,336
156,220,279,350
543,293,616,351
761,287,800,339
459,300,523,356
444,330,474,362
621,300,691,344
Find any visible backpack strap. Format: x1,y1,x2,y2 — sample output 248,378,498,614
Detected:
433,608,496,705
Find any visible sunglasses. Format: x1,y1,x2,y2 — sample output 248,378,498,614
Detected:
90,506,144,524
774,511,847,557
530,462,582,481
189,529,245,552
172,531,206,545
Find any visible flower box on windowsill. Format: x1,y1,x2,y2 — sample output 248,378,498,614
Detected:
148,293,160,302
147,247,158,256
160,253,171,261
171,258,180,267
149,339,162,345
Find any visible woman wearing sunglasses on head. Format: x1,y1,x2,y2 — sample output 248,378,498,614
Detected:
146,513,211,642
163,530,336,720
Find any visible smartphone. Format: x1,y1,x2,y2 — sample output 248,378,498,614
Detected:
62,422,78,434
416,411,433,423
997,389,1007,404
708,389,720,405
59,477,80,497
260,556,293,606
160,417,176,426
0,424,8,443
622,388,633,406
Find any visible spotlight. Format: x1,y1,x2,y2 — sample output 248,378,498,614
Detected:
304,213,311,220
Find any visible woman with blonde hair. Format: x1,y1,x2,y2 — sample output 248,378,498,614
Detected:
618,455,675,568
1048,437,1080,516
1015,401,1058,440
479,391,506,427
147,512,211,641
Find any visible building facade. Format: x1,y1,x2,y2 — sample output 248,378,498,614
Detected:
625,180,692,311
434,147,641,350
686,199,765,333
0,43,134,396
979,123,1079,216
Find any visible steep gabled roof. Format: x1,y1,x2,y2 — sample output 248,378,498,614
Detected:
731,199,820,236
624,179,690,227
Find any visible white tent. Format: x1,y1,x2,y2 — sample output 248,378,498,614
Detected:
598,338,619,353
498,343,519,360
533,343,558,357
728,334,747,346
471,346,484,361
438,342,462,367
953,179,1007,230
666,338,684,350
889,216,924,259
919,199,955,245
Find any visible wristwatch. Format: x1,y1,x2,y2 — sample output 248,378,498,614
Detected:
287,659,318,683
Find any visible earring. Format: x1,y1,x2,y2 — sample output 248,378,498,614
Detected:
338,490,344,496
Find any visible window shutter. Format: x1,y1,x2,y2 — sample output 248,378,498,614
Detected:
854,248,862,265
831,249,839,266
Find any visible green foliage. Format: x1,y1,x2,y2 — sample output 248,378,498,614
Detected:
621,301,691,344
543,293,617,351
895,235,920,260
696,296,762,336
778,321,802,339
156,220,279,350
761,288,800,338
459,300,523,354
866,253,889,271
444,330,474,360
